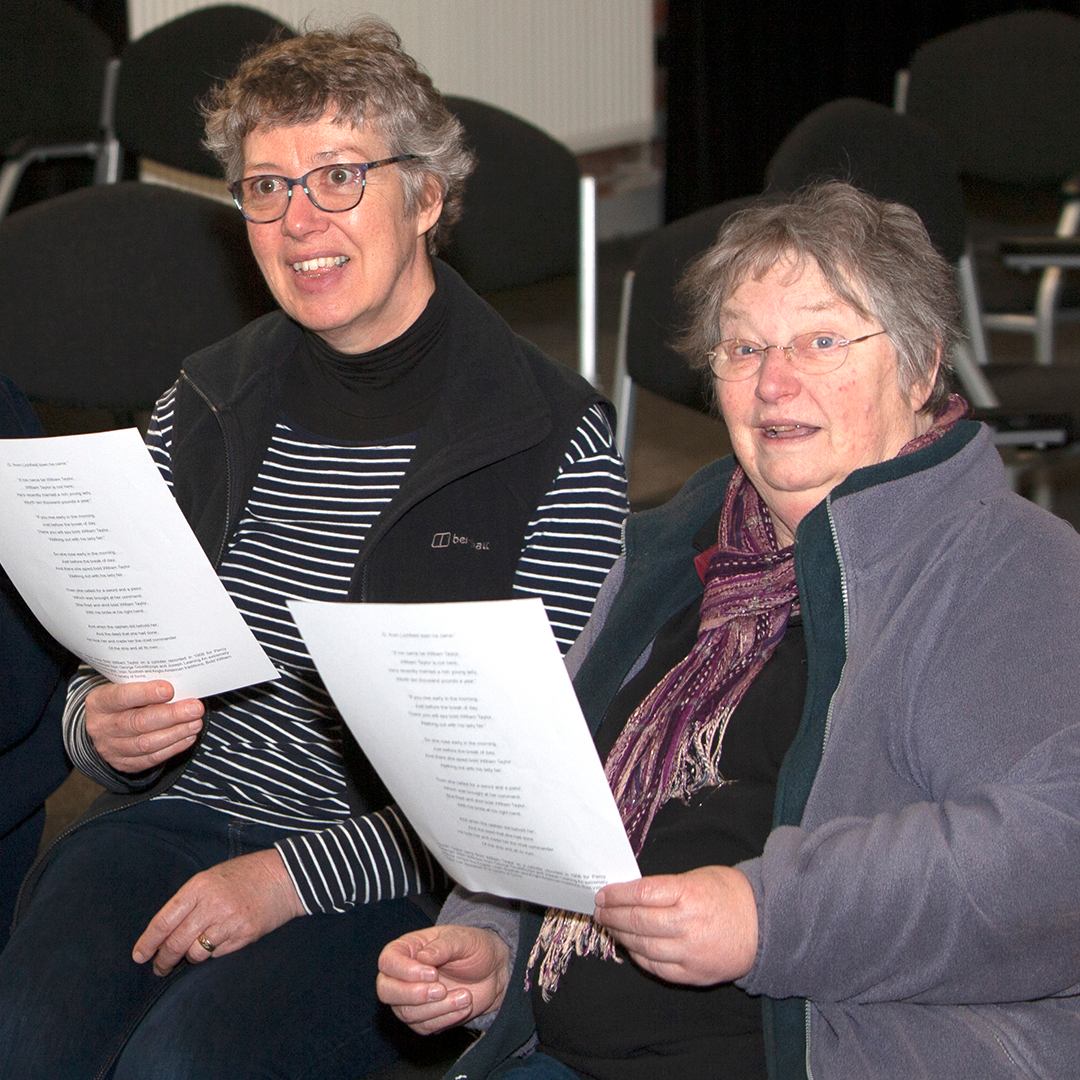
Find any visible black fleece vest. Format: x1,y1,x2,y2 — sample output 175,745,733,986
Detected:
169,312,607,606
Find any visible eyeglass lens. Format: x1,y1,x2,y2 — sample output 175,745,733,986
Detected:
708,331,882,380
235,163,368,222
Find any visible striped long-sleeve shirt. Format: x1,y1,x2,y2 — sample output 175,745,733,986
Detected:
64,390,627,913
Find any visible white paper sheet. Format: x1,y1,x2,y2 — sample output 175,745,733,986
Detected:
288,597,640,914
0,428,278,700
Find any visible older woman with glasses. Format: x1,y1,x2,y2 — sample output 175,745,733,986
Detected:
0,19,626,1080
378,182,1080,1080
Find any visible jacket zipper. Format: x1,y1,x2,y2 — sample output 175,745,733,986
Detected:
181,372,234,568
804,496,851,1080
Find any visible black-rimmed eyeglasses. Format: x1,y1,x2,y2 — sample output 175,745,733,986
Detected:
706,330,888,381
229,155,421,224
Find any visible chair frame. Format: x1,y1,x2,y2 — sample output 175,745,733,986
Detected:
612,267,638,461
895,10,1080,369
577,175,598,386
0,58,119,219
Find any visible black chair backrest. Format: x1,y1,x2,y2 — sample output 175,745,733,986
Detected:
1,0,113,150
765,97,967,264
440,95,580,293
0,182,274,414
115,5,293,177
905,10,1080,187
623,198,761,413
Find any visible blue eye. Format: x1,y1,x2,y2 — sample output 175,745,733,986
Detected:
808,333,840,350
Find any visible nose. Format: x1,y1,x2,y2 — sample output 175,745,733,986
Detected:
279,181,328,237
753,343,801,401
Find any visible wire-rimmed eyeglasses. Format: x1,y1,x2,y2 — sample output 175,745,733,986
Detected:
228,155,421,224
706,330,888,381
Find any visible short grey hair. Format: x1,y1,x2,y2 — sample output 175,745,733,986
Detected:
202,18,475,254
678,181,959,414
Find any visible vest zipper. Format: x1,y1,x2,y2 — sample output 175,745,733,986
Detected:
803,496,851,1080
181,371,234,568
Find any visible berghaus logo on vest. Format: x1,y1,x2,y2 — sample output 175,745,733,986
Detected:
430,531,491,552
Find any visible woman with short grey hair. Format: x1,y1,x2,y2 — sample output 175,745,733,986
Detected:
203,18,475,253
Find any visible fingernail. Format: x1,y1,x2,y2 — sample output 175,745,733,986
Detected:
132,950,145,963
451,990,469,1008
183,702,202,719
426,984,446,1002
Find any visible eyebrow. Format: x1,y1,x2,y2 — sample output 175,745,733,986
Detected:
244,147,371,174
799,298,849,314
720,298,851,325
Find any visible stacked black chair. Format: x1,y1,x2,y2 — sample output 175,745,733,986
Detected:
0,182,274,426
441,96,598,384
0,0,117,217
611,199,752,463
102,4,293,183
899,10,1080,367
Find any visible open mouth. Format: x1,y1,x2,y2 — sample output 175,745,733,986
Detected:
763,424,813,438
291,255,349,273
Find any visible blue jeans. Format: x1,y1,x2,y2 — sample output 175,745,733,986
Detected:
0,805,45,952
0,798,430,1079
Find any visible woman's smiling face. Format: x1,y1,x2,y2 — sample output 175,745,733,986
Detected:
242,113,442,354
715,255,934,546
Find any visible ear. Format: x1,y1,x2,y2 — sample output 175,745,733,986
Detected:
414,175,444,239
908,345,942,413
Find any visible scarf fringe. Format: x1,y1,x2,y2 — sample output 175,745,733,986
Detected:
526,908,622,1001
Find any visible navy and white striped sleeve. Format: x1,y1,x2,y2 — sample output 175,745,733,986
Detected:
512,402,628,653
145,382,178,487
61,386,179,791
275,805,446,914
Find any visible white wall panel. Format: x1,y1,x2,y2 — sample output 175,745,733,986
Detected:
128,0,655,152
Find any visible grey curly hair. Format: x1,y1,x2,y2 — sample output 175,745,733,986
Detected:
202,18,475,254
678,181,959,415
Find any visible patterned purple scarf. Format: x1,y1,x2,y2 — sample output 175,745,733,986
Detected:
528,394,968,997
